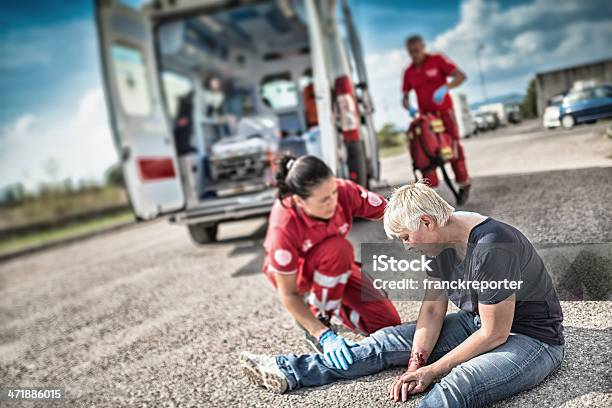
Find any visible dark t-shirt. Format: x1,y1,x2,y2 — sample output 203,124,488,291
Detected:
428,217,565,345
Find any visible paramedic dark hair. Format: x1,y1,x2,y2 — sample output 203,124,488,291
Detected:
406,34,424,46
275,155,334,204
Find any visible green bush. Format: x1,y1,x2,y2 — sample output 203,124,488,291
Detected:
377,123,403,148
521,78,538,118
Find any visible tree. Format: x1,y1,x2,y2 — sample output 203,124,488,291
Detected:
377,123,402,148
1,182,26,205
520,78,538,118
42,158,61,183
105,163,125,187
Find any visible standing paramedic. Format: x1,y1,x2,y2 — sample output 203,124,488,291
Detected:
402,34,472,204
262,155,401,370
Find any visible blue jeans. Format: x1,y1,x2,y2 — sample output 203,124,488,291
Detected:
276,310,565,407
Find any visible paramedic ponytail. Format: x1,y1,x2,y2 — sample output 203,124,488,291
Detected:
275,155,333,203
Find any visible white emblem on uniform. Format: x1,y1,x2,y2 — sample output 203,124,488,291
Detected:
426,68,438,77
302,239,313,252
360,188,367,198
338,223,349,235
274,249,292,266
367,191,383,207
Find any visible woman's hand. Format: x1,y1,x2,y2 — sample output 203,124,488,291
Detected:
387,366,436,402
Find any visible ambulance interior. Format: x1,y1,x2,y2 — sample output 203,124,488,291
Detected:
156,1,321,205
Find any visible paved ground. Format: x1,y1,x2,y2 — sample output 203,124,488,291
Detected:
1,120,611,407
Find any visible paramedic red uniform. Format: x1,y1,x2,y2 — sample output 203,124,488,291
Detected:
263,179,401,335
402,53,470,187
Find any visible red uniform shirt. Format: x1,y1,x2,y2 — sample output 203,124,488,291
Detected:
402,53,457,112
263,178,387,275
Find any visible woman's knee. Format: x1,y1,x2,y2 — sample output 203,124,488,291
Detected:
369,323,415,352
420,380,467,408
307,236,354,272
374,302,402,329
420,365,478,408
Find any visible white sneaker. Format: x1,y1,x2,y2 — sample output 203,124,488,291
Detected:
239,352,289,394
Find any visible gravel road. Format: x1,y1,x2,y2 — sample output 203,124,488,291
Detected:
1,120,611,407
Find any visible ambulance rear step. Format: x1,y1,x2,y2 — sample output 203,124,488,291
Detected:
168,188,276,225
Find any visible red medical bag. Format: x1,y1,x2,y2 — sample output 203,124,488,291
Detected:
406,113,455,172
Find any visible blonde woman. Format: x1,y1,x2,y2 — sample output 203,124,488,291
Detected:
240,182,564,408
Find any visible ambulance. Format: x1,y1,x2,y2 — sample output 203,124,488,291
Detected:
95,0,380,244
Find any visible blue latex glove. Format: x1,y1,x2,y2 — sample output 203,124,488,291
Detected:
408,106,418,117
433,85,449,104
319,329,353,370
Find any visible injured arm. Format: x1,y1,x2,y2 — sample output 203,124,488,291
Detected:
391,295,516,400
428,295,515,377
410,288,449,369
390,288,447,401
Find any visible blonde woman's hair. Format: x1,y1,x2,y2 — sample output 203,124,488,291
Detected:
384,181,455,239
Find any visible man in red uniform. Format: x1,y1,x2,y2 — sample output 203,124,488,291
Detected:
402,35,471,204
262,156,400,369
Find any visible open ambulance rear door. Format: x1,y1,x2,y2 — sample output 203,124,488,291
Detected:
95,0,184,220
340,0,380,181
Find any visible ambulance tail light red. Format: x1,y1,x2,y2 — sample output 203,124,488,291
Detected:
137,157,177,181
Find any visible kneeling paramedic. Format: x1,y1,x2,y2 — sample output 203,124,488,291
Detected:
262,155,401,370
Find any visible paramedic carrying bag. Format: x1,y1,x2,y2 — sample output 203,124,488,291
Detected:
406,113,460,202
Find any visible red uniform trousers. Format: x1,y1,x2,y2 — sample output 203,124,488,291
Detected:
421,108,470,187
265,236,400,335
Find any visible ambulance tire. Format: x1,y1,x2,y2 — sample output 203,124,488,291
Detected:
188,223,219,245
345,140,368,188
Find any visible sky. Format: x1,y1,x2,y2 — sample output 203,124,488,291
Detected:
1,0,611,192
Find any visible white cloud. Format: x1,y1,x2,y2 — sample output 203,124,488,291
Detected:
365,49,412,128
365,0,612,129
14,114,37,134
431,0,612,78
0,88,118,191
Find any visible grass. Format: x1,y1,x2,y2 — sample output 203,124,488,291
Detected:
0,186,128,231
380,143,408,158
0,210,135,257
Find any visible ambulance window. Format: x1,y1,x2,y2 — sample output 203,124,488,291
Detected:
111,45,152,116
161,71,193,118
261,76,298,110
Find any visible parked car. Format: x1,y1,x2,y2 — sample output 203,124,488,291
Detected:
473,114,488,133
506,104,522,124
478,103,508,126
559,85,612,129
543,93,566,129
475,112,500,130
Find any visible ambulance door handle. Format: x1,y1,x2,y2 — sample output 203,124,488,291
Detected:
121,146,131,162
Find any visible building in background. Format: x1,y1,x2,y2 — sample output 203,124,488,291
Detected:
535,58,612,116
